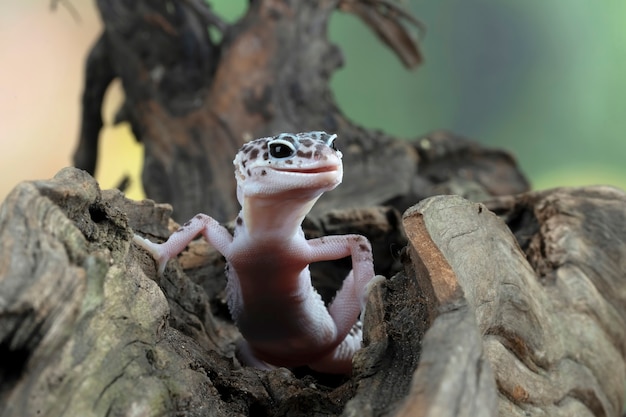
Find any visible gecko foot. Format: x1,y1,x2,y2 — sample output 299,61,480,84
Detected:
133,234,170,275
361,274,386,312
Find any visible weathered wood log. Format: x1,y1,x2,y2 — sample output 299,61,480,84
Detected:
1,168,625,416
74,0,528,223
393,189,626,417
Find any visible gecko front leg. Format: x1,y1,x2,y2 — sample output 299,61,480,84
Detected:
134,214,233,275
306,234,384,373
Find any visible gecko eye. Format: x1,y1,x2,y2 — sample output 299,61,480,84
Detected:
269,139,296,159
325,134,339,152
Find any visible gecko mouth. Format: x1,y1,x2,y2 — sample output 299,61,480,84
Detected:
272,165,339,174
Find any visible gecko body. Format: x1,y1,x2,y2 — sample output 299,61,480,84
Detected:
134,131,379,374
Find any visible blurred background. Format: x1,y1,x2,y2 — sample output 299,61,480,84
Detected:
1,0,625,203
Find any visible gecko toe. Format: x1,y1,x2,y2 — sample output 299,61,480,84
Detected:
133,234,169,276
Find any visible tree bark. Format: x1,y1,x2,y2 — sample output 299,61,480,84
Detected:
1,168,625,416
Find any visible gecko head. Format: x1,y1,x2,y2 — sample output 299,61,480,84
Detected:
233,131,343,203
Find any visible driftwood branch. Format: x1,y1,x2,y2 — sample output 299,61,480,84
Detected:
1,168,625,416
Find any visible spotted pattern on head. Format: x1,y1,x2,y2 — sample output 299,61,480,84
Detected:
233,131,342,183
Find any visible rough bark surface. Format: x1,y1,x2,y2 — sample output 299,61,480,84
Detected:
1,169,625,416
73,0,528,223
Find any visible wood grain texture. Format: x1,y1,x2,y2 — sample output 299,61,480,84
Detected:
400,190,626,416
2,167,624,416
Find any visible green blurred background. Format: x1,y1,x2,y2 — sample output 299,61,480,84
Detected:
327,0,626,190
1,0,625,202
